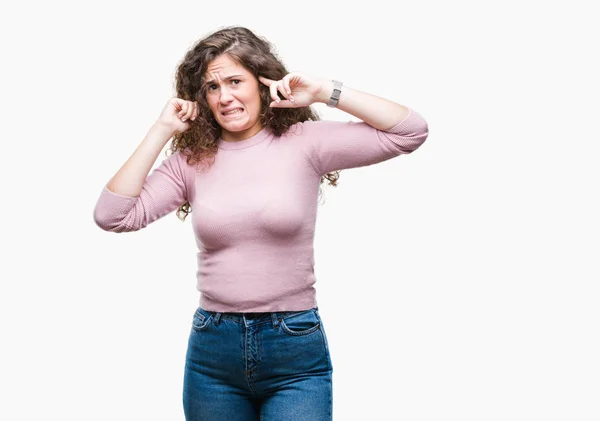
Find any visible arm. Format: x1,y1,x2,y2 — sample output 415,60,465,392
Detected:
107,123,176,197
293,110,429,177
259,72,428,175
93,123,191,233
259,73,414,130
93,98,200,232
315,81,411,131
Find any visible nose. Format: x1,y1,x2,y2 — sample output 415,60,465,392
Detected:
219,87,234,104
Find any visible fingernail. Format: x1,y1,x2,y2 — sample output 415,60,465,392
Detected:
290,97,295,103
276,98,280,103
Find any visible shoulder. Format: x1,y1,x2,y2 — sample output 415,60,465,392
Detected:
166,147,196,169
162,147,197,198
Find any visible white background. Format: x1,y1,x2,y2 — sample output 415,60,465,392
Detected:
1,0,598,420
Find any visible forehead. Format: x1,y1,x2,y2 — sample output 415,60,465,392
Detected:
204,54,250,81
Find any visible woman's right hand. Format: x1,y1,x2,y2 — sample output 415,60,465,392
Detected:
156,97,200,135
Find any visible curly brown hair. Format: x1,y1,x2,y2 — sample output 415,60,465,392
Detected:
165,26,340,221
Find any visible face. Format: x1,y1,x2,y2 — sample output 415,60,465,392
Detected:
203,54,263,142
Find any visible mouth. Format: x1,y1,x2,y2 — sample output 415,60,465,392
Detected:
221,108,244,117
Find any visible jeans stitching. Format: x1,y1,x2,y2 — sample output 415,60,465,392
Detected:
192,313,212,331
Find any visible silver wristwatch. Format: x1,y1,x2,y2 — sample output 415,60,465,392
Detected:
326,80,343,108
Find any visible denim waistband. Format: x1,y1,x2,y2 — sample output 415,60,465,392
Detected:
206,307,319,326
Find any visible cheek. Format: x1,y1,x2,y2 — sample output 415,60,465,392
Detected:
249,90,262,109
208,98,219,114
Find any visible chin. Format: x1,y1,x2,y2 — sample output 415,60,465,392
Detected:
221,115,252,128
221,122,248,132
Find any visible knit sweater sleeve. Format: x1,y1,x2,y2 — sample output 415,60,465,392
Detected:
296,107,429,176
93,149,193,232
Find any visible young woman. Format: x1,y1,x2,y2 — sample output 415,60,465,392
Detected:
93,26,429,421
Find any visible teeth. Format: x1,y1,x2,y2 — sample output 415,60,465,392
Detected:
224,108,242,115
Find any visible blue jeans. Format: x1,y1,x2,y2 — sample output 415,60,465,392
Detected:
182,306,334,420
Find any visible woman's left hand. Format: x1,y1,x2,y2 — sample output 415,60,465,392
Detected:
258,72,328,108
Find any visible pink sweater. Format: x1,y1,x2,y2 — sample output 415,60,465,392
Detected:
93,108,429,312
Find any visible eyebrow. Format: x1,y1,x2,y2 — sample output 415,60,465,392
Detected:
203,74,244,87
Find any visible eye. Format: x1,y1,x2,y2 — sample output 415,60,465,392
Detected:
232,79,241,85
208,84,218,91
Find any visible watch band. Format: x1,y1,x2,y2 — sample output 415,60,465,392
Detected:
326,80,343,108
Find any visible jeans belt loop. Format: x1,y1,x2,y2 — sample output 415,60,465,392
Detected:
272,312,281,330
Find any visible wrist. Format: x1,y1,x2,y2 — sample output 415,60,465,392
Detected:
150,121,177,142
152,121,177,138
316,80,335,104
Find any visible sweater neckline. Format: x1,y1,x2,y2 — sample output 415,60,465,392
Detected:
218,126,272,150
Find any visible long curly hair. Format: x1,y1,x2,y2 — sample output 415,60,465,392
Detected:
166,26,340,221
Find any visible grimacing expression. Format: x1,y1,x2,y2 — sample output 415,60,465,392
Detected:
203,54,263,142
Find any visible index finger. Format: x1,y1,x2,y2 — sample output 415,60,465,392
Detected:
258,75,274,86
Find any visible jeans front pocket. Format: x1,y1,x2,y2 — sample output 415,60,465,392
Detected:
191,307,213,332
280,309,321,336
314,310,333,371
